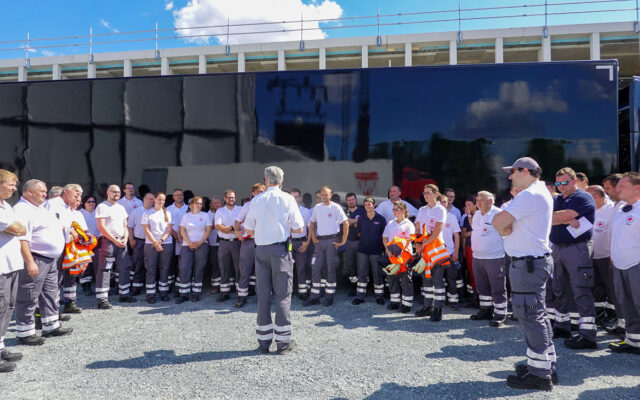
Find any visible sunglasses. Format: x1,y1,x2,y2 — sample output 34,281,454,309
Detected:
86,200,96,203
555,181,571,187
623,204,633,213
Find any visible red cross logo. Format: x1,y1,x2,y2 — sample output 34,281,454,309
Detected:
328,213,332,218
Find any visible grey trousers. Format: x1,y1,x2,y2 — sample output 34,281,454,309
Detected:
16,254,61,337
474,257,508,317
389,270,413,307
593,257,618,313
218,240,241,294
179,245,209,295
612,264,640,348
208,245,220,288
422,263,449,308
144,243,173,295
311,239,339,300
0,270,19,350
238,238,256,299
510,255,556,380
445,259,463,304
355,253,384,300
344,240,359,281
131,239,146,289
79,253,97,284
57,256,77,303
551,241,597,341
292,239,311,295
96,238,130,301
255,244,293,350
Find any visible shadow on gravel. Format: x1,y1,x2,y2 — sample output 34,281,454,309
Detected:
363,381,521,400
576,384,640,399
85,349,258,369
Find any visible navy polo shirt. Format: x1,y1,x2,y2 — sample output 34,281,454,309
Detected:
550,188,595,244
345,206,366,241
463,215,472,248
357,212,386,255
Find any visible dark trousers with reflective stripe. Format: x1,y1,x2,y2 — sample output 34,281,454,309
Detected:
612,263,640,348
0,270,19,350
473,257,507,316
238,238,256,299
16,255,60,337
218,240,240,294
551,241,597,341
96,239,130,301
355,253,384,300
311,239,339,300
292,239,311,294
380,256,412,307
131,239,146,289
144,243,173,295
510,255,556,380
422,263,451,308
593,257,619,314
344,240,359,280
255,244,293,350
57,256,77,303
179,245,209,295
209,245,220,288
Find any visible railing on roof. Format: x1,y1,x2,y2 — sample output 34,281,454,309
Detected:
1,0,639,65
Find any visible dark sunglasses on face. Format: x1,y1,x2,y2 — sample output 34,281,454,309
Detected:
555,181,571,187
86,200,96,203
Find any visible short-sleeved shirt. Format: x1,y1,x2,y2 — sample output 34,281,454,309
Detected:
141,209,173,245
44,196,88,241
167,203,188,234
14,197,66,259
117,196,143,216
311,202,348,236
79,208,100,237
610,200,640,270
0,200,24,274
442,212,461,254
376,199,418,223
471,206,505,259
95,201,128,238
180,212,212,246
550,189,595,245
292,206,311,239
383,218,416,253
244,186,304,246
207,209,219,246
503,180,553,258
345,207,366,241
235,199,261,238
357,212,386,255
448,205,463,226
592,202,616,259
215,205,241,240
127,206,152,239
415,203,447,241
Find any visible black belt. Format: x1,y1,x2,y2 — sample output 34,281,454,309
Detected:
552,241,589,247
511,253,550,262
317,234,338,240
292,237,307,242
32,252,56,262
134,236,145,241
219,237,238,242
264,241,287,246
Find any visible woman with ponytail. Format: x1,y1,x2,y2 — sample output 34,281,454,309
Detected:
178,196,212,303
142,192,174,303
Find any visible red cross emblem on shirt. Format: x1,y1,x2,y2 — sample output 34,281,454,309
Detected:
199,218,203,221
627,216,634,224
328,213,332,218
597,221,603,227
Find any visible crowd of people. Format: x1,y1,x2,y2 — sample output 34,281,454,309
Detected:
0,160,639,393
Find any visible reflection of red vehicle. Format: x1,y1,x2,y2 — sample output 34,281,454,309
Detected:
400,167,437,200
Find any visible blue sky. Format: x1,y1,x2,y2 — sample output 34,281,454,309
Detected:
0,0,636,60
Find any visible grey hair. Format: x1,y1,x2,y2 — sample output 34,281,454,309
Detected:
63,183,82,194
24,179,46,193
264,166,284,185
477,190,495,201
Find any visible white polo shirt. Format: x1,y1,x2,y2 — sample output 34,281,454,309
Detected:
207,209,219,246
14,197,65,259
448,205,463,226
415,202,447,241
471,206,505,259
117,196,143,215
311,202,348,236
235,198,259,238
0,200,24,274
128,206,152,239
141,209,173,245
80,209,100,237
215,205,241,240
592,202,616,259
502,180,553,258
442,212,461,254
180,211,212,246
292,205,311,239
95,201,128,239
376,199,418,223
244,186,304,246
610,200,640,270
382,218,416,252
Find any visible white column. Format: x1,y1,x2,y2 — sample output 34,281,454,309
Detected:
87,63,96,79
18,66,27,82
539,36,551,62
590,32,601,60
404,42,412,66
238,52,246,73
361,45,368,68
123,59,132,77
52,64,61,80
495,37,504,64
161,57,171,75
198,54,207,74
277,50,286,71
449,40,457,65
319,47,326,70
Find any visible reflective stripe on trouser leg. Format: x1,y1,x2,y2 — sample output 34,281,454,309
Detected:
238,238,255,299
292,240,310,294
356,253,384,300
131,240,146,288
191,245,209,294
209,245,220,286
311,239,334,300
218,240,240,294
0,271,19,347
612,264,640,347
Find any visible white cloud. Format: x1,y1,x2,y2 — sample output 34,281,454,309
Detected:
19,44,37,54
173,0,343,45
99,18,120,33
165,1,174,11
41,50,57,57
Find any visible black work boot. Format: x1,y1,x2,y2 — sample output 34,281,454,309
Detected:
429,307,443,322
470,307,493,321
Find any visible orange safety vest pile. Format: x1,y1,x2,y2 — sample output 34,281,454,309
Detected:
411,226,451,278
61,222,97,275
383,237,414,275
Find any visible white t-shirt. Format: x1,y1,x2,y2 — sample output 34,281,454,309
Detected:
502,180,553,258
207,209,219,246
244,186,305,246
471,206,505,259
442,212,461,254
141,209,173,245
610,200,640,270
79,209,99,237
167,203,188,233
292,205,311,239
311,202,348,236
376,199,418,223
117,196,143,216
592,202,616,259
215,206,241,240
448,205,463,226
14,197,66,259
0,200,24,274
235,199,258,238
415,202,447,241
180,212,212,246
95,201,128,238
382,218,416,253
127,206,152,239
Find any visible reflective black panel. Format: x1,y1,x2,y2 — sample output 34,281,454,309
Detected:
27,81,91,125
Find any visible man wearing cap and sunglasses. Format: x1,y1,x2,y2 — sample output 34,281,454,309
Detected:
492,157,556,391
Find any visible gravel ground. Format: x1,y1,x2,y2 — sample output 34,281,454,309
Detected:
1,289,639,400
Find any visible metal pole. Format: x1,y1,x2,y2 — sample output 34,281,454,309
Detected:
155,22,160,60
225,18,231,56
376,8,382,47
25,32,30,68
89,27,94,64
543,0,549,38
457,0,463,44
299,13,305,51
635,0,639,33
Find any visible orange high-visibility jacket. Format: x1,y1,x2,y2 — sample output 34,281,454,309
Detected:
62,222,97,275
385,237,413,275
420,237,451,278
